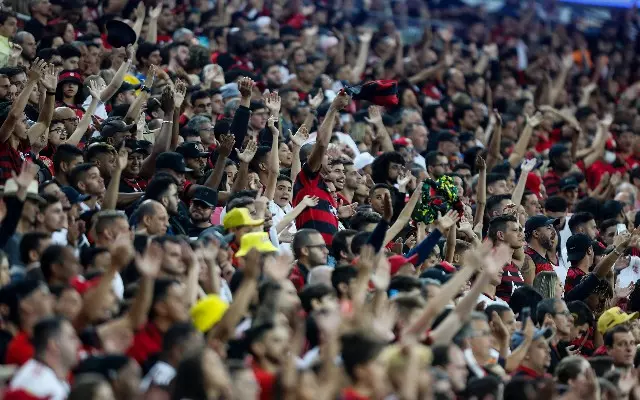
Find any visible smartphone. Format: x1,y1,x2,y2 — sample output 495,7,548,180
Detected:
521,307,530,324
617,223,628,235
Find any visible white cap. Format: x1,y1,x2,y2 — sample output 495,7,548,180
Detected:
354,152,375,170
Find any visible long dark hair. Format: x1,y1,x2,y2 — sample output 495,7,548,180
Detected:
171,352,208,400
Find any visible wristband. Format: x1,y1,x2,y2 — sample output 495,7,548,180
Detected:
613,247,623,257
46,91,55,96
140,85,151,94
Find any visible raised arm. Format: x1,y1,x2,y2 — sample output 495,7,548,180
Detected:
275,195,319,233
307,91,350,172
474,156,487,227
350,29,372,84
549,54,573,106
366,105,394,153
100,45,135,103
65,80,103,146
202,134,235,192
102,147,128,210
231,140,257,192
146,4,162,44
511,159,537,206
582,117,610,169
26,63,57,144
139,84,177,178
486,110,503,171
290,125,309,182
383,184,422,245
0,59,44,143
508,112,540,167
265,115,281,201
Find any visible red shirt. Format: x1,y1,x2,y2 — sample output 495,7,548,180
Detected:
564,267,587,293
127,322,163,366
288,262,309,293
0,140,31,185
340,388,370,400
5,331,33,366
252,362,276,400
512,365,550,379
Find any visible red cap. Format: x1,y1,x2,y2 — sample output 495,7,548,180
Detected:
70,276,101,295
388,254,418,276
58,70,83,85
392,137,412,147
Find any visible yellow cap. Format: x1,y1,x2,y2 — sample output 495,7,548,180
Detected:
235,232,278,257
190,294,229,333
597,307,638,334
223,208,264,229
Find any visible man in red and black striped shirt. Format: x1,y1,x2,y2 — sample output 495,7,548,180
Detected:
292,90,351,247
487,214,526,303
0,61,52,185
522,215,557,284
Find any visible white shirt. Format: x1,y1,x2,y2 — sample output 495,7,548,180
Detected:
9,359,70,400
557,215,573,285
477,293,509,308
82,95,108,122
616,256,640,288
140,361,176,391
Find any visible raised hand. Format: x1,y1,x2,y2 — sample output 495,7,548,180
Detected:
88,79,105,100
12,161,39,191
561,52,574,70
382,192,393,223
483,43,498,58
134,1,145,20
439,27,453,43
370,253,391,291
490,311,509,342
338,203,358,219
39,63,57,92
357,245,376,274
308,91,324,110
583,82,597,96
475,155,486,171
235,139,257,163
484,242,511,276
435,210,460,232
358,28,374,43
174,80,187,109
521,158,537,173
135,241,163,279
126,43,137,61
264,91,281,115
115,146,128,172
290,125,309,148
160,85,175,114
27,58,46,82
109,232,135,270
263,251,294,282
237,77,254,98
526,111,542,128
331,90,351,111
217,134,235,158
600,113,614,128
301,195,319,208
243,248,262,280
9,42,22,59
365,105,383,125
267,115,279,136
149,3,162,19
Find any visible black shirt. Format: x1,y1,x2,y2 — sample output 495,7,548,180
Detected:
24,18,47,42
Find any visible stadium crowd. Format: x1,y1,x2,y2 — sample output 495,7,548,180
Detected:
3,0,640,398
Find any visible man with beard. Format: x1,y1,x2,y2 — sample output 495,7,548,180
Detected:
14,32,36,67
423,103,448,132
144,174,186,236
167,42,189,73
487,214,526,304
187,187,217,238
290,228,330,292
119,140,148,193
522,215,557,284
85,143,117,182
176,142,209,183
68,163,106,212
338,160,362,205
279,89,299,134
52,107,79,140
426,151,449,180
263,62,283,90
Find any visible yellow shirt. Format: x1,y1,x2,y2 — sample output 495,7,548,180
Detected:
0,36,11,67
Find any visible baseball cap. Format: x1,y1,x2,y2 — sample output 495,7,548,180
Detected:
0,179,45,205
354,152,375,170
559,176,579,191
597,306,639,334
190,294,229,333
220,83,241,100
60,185,90,205
223,207,264,229
524,215,556,236
388,254,418,276
57,69,83,85
155,152,193,173
100,117,136,138
566,233,595,261
419,266,451,284
115,81,141,95
192,186,218,208
511,327,553,349
436,130,458,144
235,231,278,257
73,354,130,378
176,141,210,159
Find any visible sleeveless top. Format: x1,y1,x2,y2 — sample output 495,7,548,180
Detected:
524,246,554,275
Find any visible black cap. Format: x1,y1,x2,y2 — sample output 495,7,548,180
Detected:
105,20,137,48
60,185,90,204
155,152,193,173
192,186,218,208
115,81,141,95
100,117,136,138
176,142,210,159
123,139,149,155
566,233,594,261
436,130,458,144
525,215,556,235
419,266,450,284
559,176,578,191
602,200,624,220
549,144,569,159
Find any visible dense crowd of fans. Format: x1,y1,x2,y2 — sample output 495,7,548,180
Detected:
3,0,640,399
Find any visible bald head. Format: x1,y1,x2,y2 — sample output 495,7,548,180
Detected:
136,199,169,236
54,107,79,135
